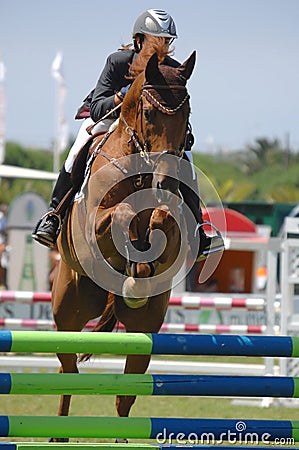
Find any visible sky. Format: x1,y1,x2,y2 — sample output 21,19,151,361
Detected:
0,0,298,154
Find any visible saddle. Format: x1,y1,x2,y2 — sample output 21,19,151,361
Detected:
53,127,113,220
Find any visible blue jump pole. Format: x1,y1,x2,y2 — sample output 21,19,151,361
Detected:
0,416,298,441
1,331,299,357
0,373,299,398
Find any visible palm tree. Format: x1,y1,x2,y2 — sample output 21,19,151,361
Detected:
240,138,284,175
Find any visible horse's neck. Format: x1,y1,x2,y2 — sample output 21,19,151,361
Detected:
92,122,136,170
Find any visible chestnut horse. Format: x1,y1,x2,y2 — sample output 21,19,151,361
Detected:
51,51,196,438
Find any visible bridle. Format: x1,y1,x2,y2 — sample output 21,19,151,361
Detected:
121,81,191,164
88,77,191,189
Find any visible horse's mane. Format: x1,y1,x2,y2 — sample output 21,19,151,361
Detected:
127,35,175,80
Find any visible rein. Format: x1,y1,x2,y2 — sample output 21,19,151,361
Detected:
121,114,151,164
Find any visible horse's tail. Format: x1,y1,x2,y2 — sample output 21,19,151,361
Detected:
78,292,117,362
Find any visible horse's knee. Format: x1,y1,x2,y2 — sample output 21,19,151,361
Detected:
150,205,175,231
112,202,138,238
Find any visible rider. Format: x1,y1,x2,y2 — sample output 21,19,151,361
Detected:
32,8,224,261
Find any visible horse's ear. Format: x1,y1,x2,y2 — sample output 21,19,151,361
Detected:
145,53,161,84
178,51,196,81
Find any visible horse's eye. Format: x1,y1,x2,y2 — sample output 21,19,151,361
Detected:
144,109,153,123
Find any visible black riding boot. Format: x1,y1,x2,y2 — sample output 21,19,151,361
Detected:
179,157,224,261
32,165,74,248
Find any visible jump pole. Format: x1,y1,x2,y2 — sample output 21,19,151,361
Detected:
0,445,157,450
1,373,299,398
0,290,268,310
1,331,299,357
0,446,292,450
0,319,269,334
0,445,158,450
0,416,299,440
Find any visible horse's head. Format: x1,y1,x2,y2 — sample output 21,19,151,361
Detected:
120,51,196,204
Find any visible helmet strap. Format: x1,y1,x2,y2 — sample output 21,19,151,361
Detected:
133,34,144,53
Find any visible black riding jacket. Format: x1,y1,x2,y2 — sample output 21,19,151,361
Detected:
76,49,180,122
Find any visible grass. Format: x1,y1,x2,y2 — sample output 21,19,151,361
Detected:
1,391,298,419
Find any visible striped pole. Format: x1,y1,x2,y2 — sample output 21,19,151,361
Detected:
156,324,267,334
0,318,269,334
1,331,299,357
0,416,298,440
0,373,299,397
170,296,267,310
0,291,268,310
0,291,51,303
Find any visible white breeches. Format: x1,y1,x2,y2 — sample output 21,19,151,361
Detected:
64,118,114,173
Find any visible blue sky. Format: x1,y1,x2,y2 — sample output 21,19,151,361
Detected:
0,0,298,153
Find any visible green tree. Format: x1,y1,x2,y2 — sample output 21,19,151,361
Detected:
238,138,286,175
4,142,53,171
0,142,55,204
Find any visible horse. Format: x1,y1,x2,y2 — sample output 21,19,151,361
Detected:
51,50,196,441
48,245,60,289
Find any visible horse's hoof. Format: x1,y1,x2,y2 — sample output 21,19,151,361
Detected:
49,438,69,443
115,438,128,443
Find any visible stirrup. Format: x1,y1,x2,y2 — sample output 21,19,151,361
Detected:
32,210,62,234
32,233,56,249
194,220,222,238
195,220,225,262
32,211,62,249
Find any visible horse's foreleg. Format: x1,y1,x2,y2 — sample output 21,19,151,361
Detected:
48,353,78,443
115,293,169,419
149,205,180,265
111,201,139,241
95,202,139,271
148,205,187,285
50,276,109,441
116,354,151,417
56,354,78,433
57,353,79,415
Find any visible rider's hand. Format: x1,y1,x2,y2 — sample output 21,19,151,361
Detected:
119,84,131,99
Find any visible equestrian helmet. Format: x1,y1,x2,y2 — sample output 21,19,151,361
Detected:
133,9,177,39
